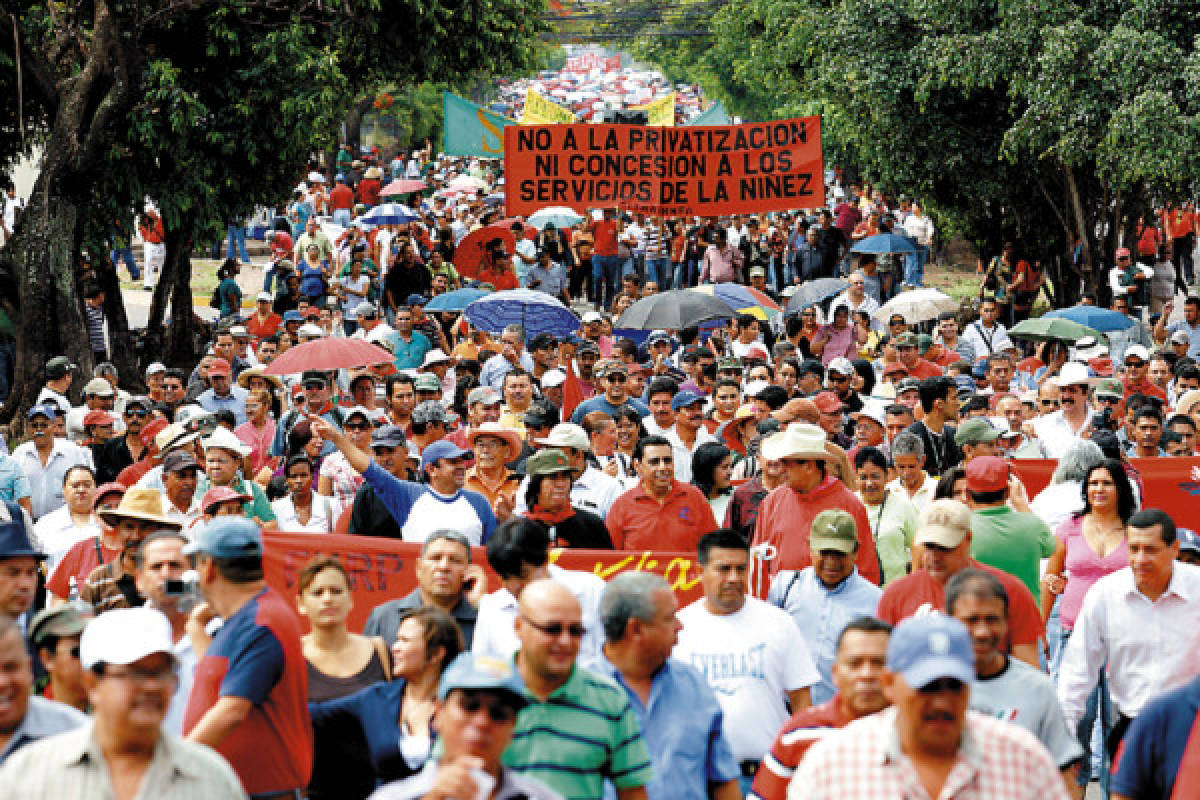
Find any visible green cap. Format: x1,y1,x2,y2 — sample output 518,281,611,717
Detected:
917,333,933,353
954,417,1002,445
414,373,442,392
1094,378,1124,399
45,356,77,380
810,509,858,554
717,357,743,371
895,331,918,348
28,606,88,647
526,448,573,477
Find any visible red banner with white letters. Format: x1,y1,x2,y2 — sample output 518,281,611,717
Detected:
261,531,703,632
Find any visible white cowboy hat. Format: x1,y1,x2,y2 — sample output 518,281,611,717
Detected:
760,423,830,462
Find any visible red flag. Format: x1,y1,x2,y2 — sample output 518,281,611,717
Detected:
561,358,585,421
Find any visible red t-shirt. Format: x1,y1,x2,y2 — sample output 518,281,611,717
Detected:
245,312,283,343
751,696,853,800
1123,377,1167,403
606,481,718,551
328,184,355,211
876,560,1044,645
269,232,294,259
905,358,944,379
357,179,381,207
184,587,312,794
592,217,619,257
46,537,122,600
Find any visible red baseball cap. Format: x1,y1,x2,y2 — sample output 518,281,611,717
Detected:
208,358,232,377
965,456,1009,493
814,391,844,415
1115,247,1131,258
1088,357,1114,377
139,417,169,448
83,410,115,427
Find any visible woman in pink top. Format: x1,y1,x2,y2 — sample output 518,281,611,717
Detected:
1042,459,1136,632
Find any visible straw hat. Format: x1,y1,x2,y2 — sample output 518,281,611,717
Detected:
237,366,283,390
98,487,181,529
467,422,523,459
202,426,253,458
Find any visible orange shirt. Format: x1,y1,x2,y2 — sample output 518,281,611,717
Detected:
464,467,521,509
592,217,619,257
904,358,944,379
606,480,718,551
245,312,283,343
1165,209,1194,240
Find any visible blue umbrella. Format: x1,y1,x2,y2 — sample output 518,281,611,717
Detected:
465,289,581,338
528,206,585,231
1042,305,1135,332
850,233,917,255
424,288,490,313
357,203,420,227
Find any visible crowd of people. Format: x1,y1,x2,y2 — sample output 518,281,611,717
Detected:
4,150,1200,800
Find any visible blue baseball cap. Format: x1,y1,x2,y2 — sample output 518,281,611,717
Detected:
421,439,472,472
671,390,706,411
438,652,528,708
887,613,974,689
26,403,59,421
0,504,44,559
183,517,263,559
1178,528,1200,556
406,293,429,307
971,361,988,379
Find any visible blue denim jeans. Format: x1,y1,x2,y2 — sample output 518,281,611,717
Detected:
645,257,671,290
674,258,700,289
110,247,140,280
227,224,251,262
592,255,620,308
903,244,929,287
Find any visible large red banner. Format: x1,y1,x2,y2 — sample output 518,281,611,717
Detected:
503,117,825,217
1010,456,1200,518
262,531,703,632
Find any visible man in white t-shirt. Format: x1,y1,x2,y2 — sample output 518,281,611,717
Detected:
674,529,819,772
473,517,604,663
511,221,538,288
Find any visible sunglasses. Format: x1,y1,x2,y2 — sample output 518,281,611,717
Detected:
345,422,372,431
889,319,906,326
1124,360,1145,368
1040,399,1059,407
1096,395,1121,405
829,374,849,383
455,690,519,724
522,614,586,639
124,409,149,419
605,373,627,383
918,677,967,694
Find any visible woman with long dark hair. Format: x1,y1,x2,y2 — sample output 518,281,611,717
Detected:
691,441,734,525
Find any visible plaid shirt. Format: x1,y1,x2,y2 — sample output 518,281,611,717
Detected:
787,707,1069,800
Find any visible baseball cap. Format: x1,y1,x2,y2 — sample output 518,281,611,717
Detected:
647,330,672,346
541,368,567,389
582,311,603,324
914,498,972,548
414,373,442,392
887,613,974,690
256,291,274,302
853,401,887,428
406,293,429,307
1094,378,1124,399
716,356,743,371
184,516,263,559
576,340,600,356
524,402,560,430
356,302,379,319
965,455,1009,493
954,417,1001,446
1178,529,1200,556
411,400,448,425
26,403,58,421
1115,247,1131,258
229,325,250,339
144,362,167,378
743,380,770,398
897,377,920,394
467,386,502,407
809,510,858,555
79,607,176,671
28,606,88,647
1124,344,1150,363
526,448,574,477
882,362,908,377
595,360,628,379
297,323,323,338
83,377,115,397
199,486,252,514
827,357,854,376
748,266,766,278
422,349,452,368
437,652,528,709
282,310,303,323
45,356,76,380
1171,330,1191,345
917,333,933,353
535,423,590,452
83,409,115,427
162,449,200,474
895,332,918,348
207,358,232,377
125,395,153,411
745,344,770,362
370,425,407,449
813,391,844,415
421,439,472,471
671,391,706,411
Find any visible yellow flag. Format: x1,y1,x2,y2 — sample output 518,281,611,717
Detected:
631,91,677,126
522,89,576,125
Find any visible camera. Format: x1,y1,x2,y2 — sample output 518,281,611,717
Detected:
164,569,202,613
1094,406,1116,432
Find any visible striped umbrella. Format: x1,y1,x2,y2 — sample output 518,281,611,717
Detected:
465,289,581,338
689,283,782,321
357,203,420,227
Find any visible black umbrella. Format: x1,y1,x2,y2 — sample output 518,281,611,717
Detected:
616,289,733,330
786,278,850,312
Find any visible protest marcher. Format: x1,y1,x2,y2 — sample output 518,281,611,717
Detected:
0,608,246,799
605,434,718,551
0,613,86,764
787,613,1069,799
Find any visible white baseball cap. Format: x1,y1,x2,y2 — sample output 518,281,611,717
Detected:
541,368,567,389
535,423,590,452
80,607,175,670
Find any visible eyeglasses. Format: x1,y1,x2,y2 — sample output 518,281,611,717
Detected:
454,690,519,724
889,319,906,326
124,410,149,419
521,614,586,639
828,374,849,383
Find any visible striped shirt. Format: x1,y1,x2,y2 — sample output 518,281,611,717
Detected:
643,223,666,257
84,303,105,353
0,722,247,799
750,696,853,800
504,663,653,800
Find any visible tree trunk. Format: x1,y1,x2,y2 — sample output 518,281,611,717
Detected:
1063,163,1098,298
95,251,140,390
2,182,92,432
165,232,201,367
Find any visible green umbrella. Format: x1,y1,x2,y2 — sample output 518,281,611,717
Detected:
1009,317,1107,346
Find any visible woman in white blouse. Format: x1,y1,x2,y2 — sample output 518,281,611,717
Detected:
271,454,340,533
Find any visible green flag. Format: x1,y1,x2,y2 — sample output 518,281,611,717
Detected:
686,101,730,126
443,92,515,157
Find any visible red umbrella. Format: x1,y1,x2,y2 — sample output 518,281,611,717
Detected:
495,217,537,240
456,224,517,279
263,337,394,376
380,179,428,197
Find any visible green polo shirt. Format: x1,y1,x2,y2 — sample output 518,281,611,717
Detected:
969,505,1055,600
504,660,652,800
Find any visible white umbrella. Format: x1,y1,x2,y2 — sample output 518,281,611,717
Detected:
873,288,958,325
448,175,488,191
307,171,327,184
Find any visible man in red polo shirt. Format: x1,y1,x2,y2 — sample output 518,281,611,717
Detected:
606,434,717,551
751,424,879,584
894,331,943,379
750,617,892,800
875,497,1043,667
